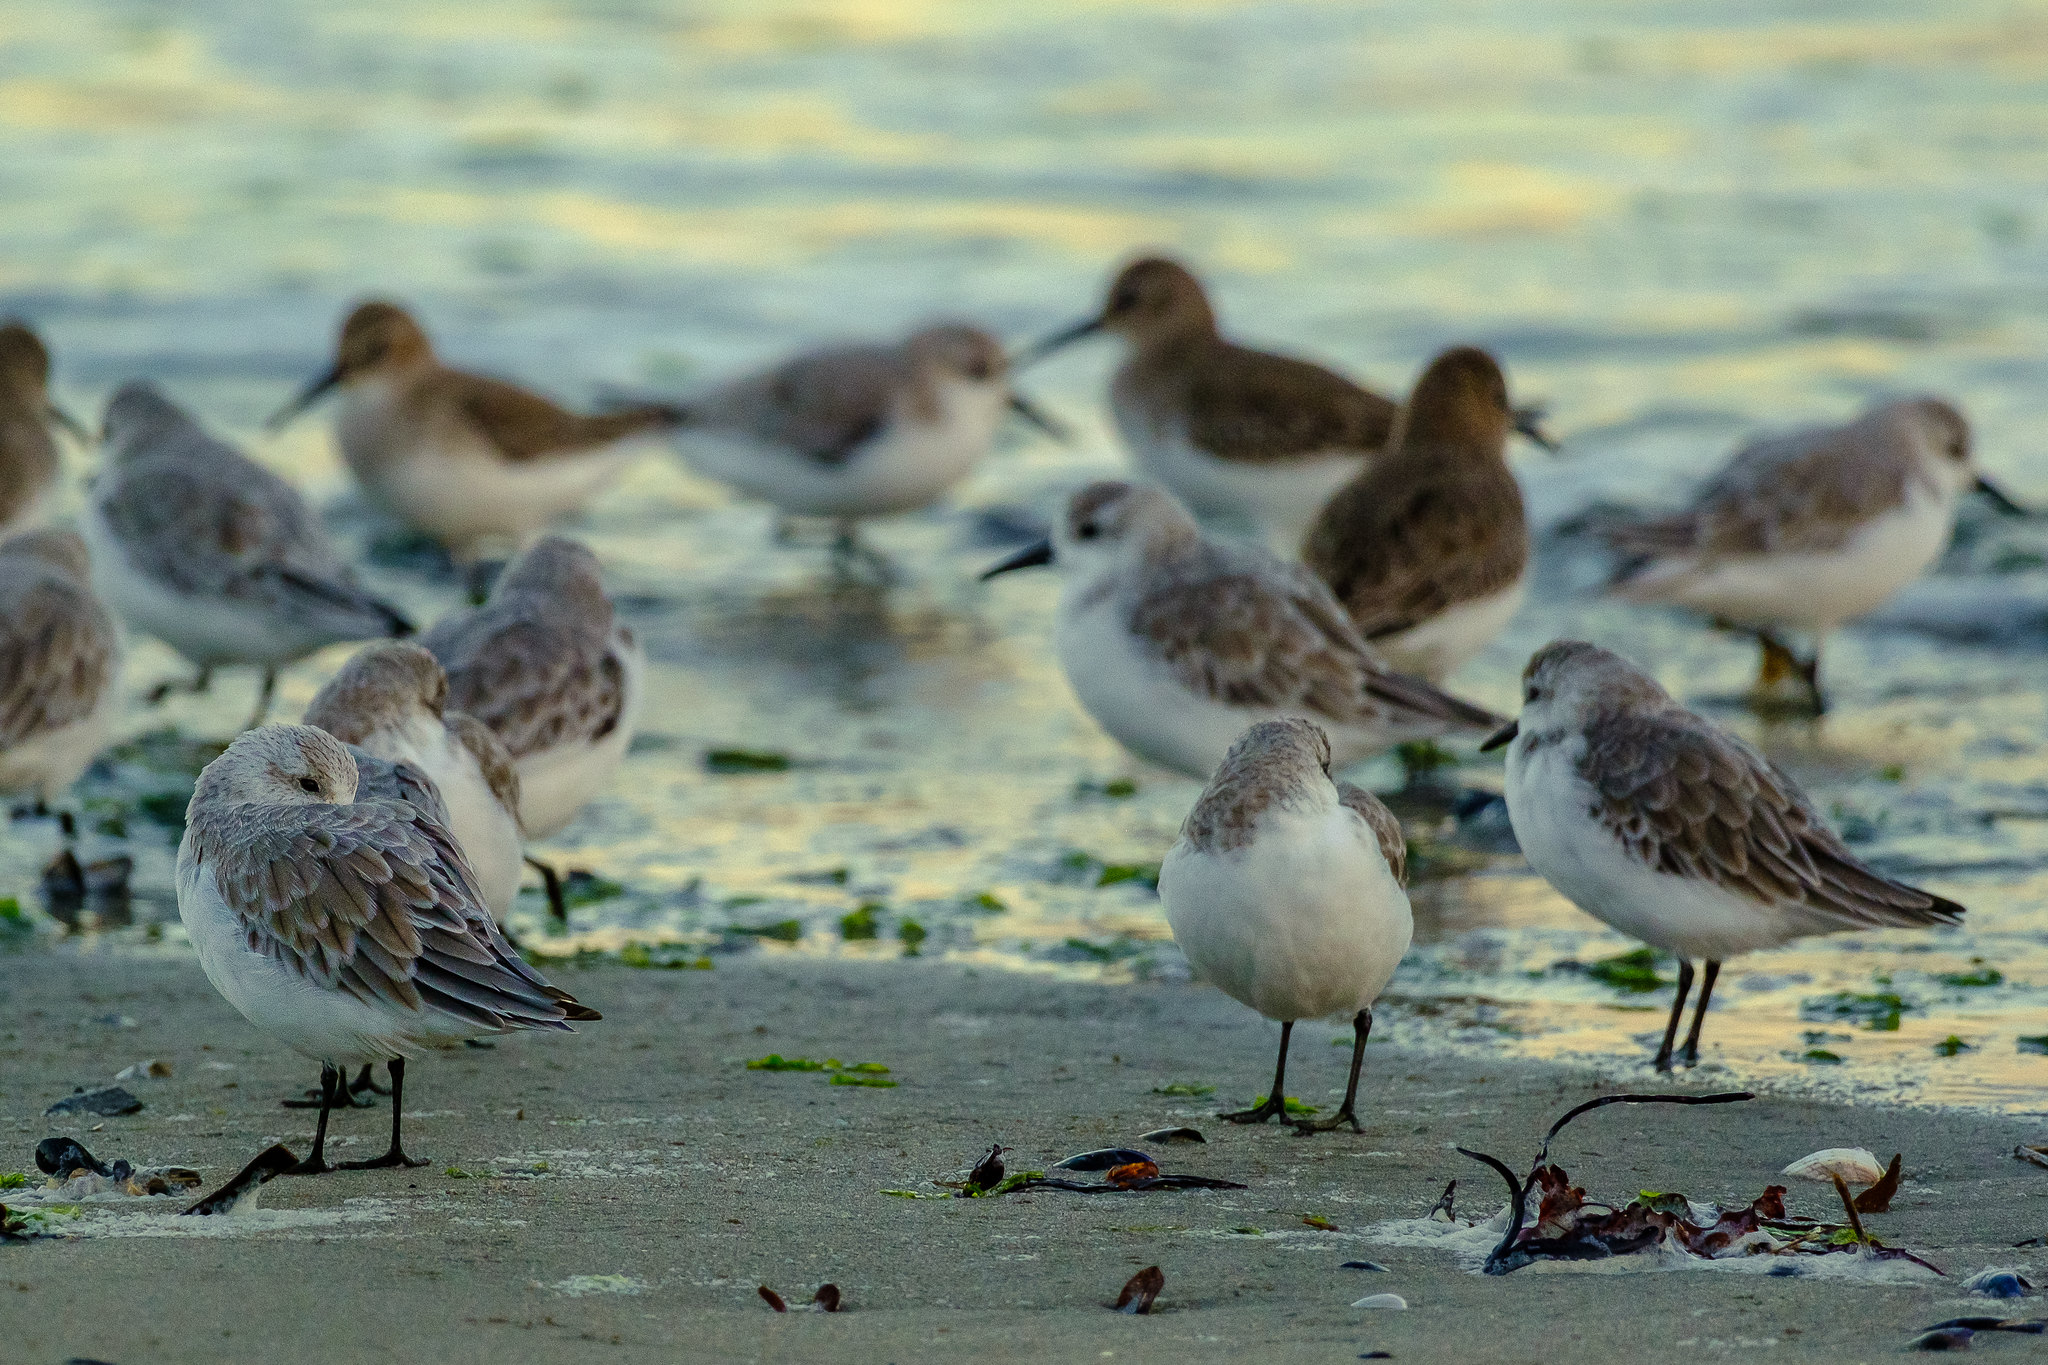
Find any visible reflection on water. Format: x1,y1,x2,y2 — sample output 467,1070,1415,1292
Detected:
5,0,2048,1111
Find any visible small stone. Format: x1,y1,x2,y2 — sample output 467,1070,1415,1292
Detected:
1352,1293,1407,1310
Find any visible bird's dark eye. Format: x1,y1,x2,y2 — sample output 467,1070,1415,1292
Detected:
966,357,993,380
1110,290,1138,312
1076,522,1099,541
298,777,321,794
1525,686,1542,704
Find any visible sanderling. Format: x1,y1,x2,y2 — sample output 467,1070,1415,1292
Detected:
83,381,412,728
664,323,1062,569
1024,256,1552,550
979,480,1501,778
1604,397,2017,712
1302,347,1544,684
419,536,643,918
1485,640,1964,1071
303,641,524,924
268,301,675,561
1158,718,1412,1132
0,529,121,836
178,724,598,1171
0,323,84,538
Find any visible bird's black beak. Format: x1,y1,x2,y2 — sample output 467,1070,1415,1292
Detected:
1512,404,1559,453
1013,316,1104,369
1006,392,1071,444
1976,474,2030,517
46,402,89,444
1478,719,1519,753
979,539,1054,581
266,363,343,432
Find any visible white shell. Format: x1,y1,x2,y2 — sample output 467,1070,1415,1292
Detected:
1352,1293,1409,1310
1780,1148,1886,1184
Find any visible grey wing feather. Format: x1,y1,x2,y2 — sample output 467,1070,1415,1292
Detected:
1131,542,1500,733
1581,708,1964,930
194,796,596,1033
423,607,622,759
723,346,899,465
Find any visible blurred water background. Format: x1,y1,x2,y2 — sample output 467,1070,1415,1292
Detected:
6,0,2048,1110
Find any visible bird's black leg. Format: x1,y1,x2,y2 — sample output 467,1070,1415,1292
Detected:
1220,1020,1294,1124
245,668,278,730
1797,645,1826,715
340,1059,428,1170
284,1064,344,1174
145,665,212,706
285,1061,377,1109
349,1063,391,1097
1678,960,1721,1067
525,854,566,923
1296,1009,1371,1135
1653,959,1696,1072
57,808,75,839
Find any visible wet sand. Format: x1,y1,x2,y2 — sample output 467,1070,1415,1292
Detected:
5,951,2047,1363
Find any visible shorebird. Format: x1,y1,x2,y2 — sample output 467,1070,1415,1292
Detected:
268,301,675,562
0,323,85,538
178,724,599,1172
663,323,1064,570
1302,347,1541,684
1604,397,2017,712
419,536,642,919
0,529,121,836
84,382,412,729
1485,640,1964,1070
979,480,1501,778
1023,256,1549,549
303,641,524,924
1158,718,1412,1132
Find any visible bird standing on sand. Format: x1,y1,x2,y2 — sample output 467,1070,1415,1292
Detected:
664,322,1063,571
84,382,412,729
1158,718,1412,1132
1302,347,1542,684
1604,397,2018,713
0,529,120,836
1485,640,1964,1071
419,536,642,919
269,301,675,562
177,724,598,1173
979,480,1500,779
304,641,525,924
0,323,85,538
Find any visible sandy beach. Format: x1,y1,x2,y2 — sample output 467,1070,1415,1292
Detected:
6,950,2047,1363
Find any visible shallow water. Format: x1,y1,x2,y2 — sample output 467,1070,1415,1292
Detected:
5,0,2048,1112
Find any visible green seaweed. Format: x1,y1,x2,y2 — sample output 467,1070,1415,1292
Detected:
703,748,791,773
0,1173,28,1190
897,918,927,956
1934,1035,1973,1057
1585,947,1667,993
2018,1035,2048,1055
617,942,712,970
1801,1049,1845,1064
1801,990,1913,1031
838,904,881,940
1936,967,2002,988
136,791,192,831
1096,862,1161,891
561,873,626,910
747,1055,829,1071
1252,1095,1320,1117
730,919,803,943
963,891,1006,913
1063,936,1145,963
1075,778,1139,800
1152,1082,1214,1097
829,1073,898,1088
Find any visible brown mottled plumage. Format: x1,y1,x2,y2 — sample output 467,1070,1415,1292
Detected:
0,323,65,535
0,530,119,803
1302,347,1530,682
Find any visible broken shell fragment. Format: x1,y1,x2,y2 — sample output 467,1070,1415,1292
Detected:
1910,1328,1974,1351
1114,1266,1164,1314
1352,1293,1408,1310
812,1284,842,1313
758,1286,788,1312
1781,1148,1886,1184
1340,1260,1390,1272
181,1144,297,1216
1138,1127,1206,1145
